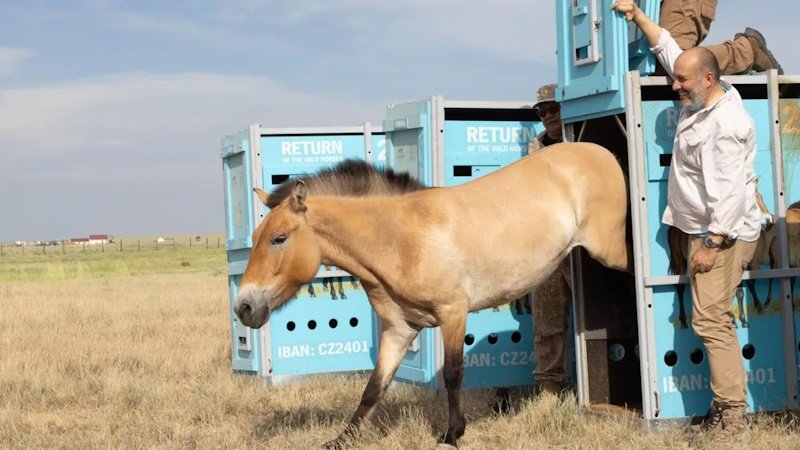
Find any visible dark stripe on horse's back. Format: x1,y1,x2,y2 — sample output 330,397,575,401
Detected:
266,159,428,208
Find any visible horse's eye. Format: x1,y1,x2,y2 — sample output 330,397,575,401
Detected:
270,235,288,246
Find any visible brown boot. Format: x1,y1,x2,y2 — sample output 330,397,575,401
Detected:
738,27,784,74
695,401,746,441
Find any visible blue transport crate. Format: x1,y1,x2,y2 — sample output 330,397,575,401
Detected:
777,77,800,406
569,72,799,424
384,96,577,389
635,76,789,418
221,123,385,382
556,0,660,122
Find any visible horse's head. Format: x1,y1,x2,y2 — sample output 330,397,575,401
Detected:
234,181,321,329
754,179,775,232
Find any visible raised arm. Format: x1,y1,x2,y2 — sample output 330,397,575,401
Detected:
612,0,683,77
612,0,661,47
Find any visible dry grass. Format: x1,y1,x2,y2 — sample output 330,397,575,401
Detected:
1,258,799,449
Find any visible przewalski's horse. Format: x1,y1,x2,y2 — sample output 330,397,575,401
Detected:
234,143,630,449
668,181,775,328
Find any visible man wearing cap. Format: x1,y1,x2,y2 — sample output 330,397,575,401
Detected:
528,83,563,152
489,84,569,413
527,83,571,397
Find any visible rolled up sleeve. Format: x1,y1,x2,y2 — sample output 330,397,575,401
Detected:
650,28,684,79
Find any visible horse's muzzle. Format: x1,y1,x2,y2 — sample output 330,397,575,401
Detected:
234,285,271,328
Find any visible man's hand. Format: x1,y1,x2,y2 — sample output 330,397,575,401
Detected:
612,0,640,21
690,245,718,274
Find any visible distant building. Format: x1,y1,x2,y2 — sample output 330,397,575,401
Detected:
70,237,90,244
88,234,111,245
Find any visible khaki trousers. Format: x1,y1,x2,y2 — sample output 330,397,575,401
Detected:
533,258,572,383
659,0,754,74
659,0,717,50
687,235,758,406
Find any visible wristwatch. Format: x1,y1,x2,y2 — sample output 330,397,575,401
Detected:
703,236,722,249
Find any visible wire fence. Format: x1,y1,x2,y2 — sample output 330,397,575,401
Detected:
0,237,224,257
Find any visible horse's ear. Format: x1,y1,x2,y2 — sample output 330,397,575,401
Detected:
290,180,307,213
253,188,270,206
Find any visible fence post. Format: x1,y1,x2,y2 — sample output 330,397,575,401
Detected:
102,242,104,253
62,243,65,254
43,244,46,255
82,242,86,253
206,238,209,249
217,237,220,249
0,243,3,257
173,239,176,250
189,237,192,249
120,240,123,252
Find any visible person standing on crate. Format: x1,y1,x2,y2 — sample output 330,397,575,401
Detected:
613,0,763,439
657,0,782,74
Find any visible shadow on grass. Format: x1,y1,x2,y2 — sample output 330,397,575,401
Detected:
249,385,537,444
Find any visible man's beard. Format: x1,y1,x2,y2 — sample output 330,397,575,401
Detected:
681,88,707,113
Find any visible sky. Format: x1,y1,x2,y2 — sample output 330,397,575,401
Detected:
0,0,797,242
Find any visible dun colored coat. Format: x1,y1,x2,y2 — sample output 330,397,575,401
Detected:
235,142,630,448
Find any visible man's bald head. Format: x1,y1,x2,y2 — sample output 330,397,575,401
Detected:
680,47,721,82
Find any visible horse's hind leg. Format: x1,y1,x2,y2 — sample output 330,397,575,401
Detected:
324,291,419,449
338,277,347,300
583,222,630,273
438,307,468,448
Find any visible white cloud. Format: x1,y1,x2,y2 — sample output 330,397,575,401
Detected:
0,72,384,164
88,1,555,64
0,47,34,75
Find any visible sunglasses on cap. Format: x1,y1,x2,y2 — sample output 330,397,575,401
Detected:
534,103,559,118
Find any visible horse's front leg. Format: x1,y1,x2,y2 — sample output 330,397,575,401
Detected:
735,285,749,328
746,278,762,313
438,309,468,449
322,322,419,450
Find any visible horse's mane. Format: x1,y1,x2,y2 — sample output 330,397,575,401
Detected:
266,159,428,208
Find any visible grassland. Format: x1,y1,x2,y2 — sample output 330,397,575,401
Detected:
0,245,798,449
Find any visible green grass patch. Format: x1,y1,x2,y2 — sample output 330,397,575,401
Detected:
0,248,227,283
